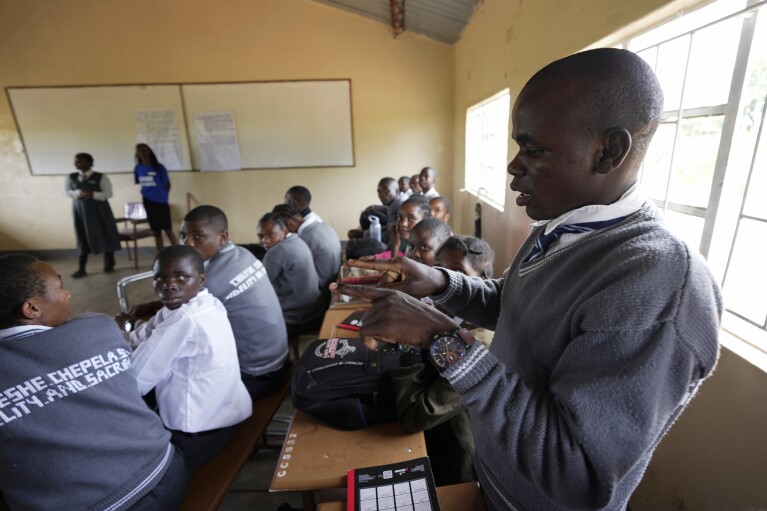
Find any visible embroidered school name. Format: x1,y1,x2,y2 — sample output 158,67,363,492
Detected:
225,261,267,300
0,348,132,426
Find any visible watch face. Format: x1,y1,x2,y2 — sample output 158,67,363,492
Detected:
430,335,467,370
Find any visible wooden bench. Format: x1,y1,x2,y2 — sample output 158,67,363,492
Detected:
179,366,293,511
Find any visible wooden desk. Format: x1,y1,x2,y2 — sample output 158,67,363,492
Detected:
269,410,426,493
318,308,368,339
314,481,487,511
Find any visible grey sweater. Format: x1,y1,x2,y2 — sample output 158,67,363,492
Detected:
0,314,173,511
299,221,342,290
435,205,722,511
263,234,324,325
204,242,288,376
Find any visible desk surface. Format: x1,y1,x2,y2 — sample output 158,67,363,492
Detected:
318,308,368,339
314,481,487,511
270,410,426,492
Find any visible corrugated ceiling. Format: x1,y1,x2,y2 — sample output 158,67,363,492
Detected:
310,0,481,44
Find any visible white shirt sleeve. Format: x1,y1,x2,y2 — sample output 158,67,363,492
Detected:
92,173,113,201
130,310,196,396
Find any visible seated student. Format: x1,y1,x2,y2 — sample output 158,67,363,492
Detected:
409,173,423,195
271,204,342,301
398,175,412,197
389,228,485,486
124,246,252,468
384,195,432,258
0,254,190,511
284,185,322,225
348,177,407,243
125,206,290,400
258,212,325,335
418,166,440,199
406,217,452,267
429,196,452,224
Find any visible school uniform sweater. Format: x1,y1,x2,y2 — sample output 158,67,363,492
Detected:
263,234,324,325
434,204,722,511
0,314,173,511
204,242,288,376
299,221,342,290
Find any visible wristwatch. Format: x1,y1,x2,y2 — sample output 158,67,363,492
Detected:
429,328,476,371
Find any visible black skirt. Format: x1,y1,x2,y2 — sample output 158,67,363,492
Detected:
143,197,172,231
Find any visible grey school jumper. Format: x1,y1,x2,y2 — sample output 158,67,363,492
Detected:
434,204,722,511
263,234,324,325
299,221,342,290
204,241,288,376
0,314,174,511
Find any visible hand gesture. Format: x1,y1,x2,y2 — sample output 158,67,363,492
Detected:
346,256,448,298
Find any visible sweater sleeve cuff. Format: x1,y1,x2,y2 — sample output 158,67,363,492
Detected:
443,342,495,392
431,268,464,305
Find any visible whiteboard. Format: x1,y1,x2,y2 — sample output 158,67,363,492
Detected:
182,80,354,169
7,79,354,175
7,85,192,175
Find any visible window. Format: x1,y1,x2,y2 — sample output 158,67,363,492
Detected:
465,89,510,210
617,0,767,355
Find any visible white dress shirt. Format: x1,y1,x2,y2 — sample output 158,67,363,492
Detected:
64,170,113,201
129,289,252,433
422,187,440,200
530,182,646,256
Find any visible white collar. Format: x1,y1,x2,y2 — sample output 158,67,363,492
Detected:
531,182,645,235
0,324,52,341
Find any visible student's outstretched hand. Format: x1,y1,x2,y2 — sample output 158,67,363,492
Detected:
329,284,457,349
346,256,448,298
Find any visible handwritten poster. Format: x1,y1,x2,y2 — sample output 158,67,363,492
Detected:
193,110,242,172
134,109,183,170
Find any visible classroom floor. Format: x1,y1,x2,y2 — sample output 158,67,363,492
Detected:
39,251,305,511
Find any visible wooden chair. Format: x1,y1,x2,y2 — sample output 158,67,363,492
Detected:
116,202,155,269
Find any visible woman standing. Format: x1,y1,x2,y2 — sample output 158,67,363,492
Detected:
65,153,121,278
134,143,177,250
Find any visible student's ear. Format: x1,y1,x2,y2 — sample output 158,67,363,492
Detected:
218,230,229,246
595,128,632,174
20,299,42,320
199,273,206,286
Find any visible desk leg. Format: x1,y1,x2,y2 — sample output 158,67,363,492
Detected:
302,491,315,511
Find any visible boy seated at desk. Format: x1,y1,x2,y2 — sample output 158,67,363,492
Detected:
0,254,190,511
118,245,251,468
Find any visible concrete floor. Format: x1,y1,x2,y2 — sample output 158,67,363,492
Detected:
38,250,307,511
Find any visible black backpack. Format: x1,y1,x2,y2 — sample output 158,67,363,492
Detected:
292,338,422,430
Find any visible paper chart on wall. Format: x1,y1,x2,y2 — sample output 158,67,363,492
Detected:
134,109,184,170
192,110,242,172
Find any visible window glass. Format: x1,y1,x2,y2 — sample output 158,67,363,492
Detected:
662,210,704,251
722,218,767,324
465,90,510,210
667,115,723,208
640,122,675,202
683,19,741,109
655,36,690,111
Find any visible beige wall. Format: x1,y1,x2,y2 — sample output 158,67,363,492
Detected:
0,0,453,249
453,0,767,509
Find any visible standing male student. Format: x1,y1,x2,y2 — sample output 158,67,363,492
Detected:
336,49,722,510
0,255,190,511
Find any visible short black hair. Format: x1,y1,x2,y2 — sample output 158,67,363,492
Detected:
272,204,302,220
286,186,312,208
153,245,204,275
411,217,451,245
401,195,432,218
75,152,94,165
431,195,452,214
379,177,397,187
259,211,289,231
436,235,494,279
530,48,664,156
0,254,45,329
399,176,410,185
184,205,228,231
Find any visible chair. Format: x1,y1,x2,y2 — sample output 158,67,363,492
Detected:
116,202,156,270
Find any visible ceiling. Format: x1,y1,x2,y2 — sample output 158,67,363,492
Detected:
310,0,482,44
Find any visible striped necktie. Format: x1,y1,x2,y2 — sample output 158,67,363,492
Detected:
525,215,629,262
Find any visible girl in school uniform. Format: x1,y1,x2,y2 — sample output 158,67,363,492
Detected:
134,143,178,251
258,212,325,336
381,195,432,258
